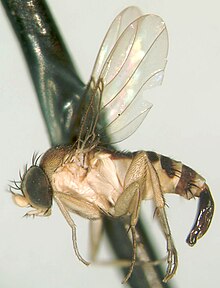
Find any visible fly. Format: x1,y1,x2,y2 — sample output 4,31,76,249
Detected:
11,6,214,283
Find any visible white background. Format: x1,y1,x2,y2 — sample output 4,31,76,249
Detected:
0,1,220,287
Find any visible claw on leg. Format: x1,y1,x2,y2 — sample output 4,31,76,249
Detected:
156,207,178,282
163,246,178,283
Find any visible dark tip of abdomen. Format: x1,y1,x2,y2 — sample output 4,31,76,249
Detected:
186,185,214,246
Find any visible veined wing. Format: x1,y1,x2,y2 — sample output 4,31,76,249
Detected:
96,12,168,144
79,7,168,147
91,7,142,82
78,7,142,148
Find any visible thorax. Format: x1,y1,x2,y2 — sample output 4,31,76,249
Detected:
40,146,133,212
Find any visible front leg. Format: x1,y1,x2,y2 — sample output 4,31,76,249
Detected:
54,191,102,266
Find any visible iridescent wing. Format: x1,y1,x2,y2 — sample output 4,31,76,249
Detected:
91,6,142,81
79,7,168,147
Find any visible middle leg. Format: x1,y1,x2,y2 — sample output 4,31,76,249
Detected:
114,151,147,282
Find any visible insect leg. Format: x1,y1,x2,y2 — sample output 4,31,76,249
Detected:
155,207,178,282
146,158,178,282
114,152,147,283
115,183,140,283
89,219,104,261
115,182,140,283
54,192,90,266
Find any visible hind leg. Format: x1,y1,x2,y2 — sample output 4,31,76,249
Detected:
146,157,178,282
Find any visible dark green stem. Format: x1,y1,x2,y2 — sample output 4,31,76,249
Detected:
2,0,84,145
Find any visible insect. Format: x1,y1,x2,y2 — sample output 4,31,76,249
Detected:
11,6,214,283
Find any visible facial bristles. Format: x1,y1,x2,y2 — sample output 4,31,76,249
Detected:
9,180,21,192
31,152,42,166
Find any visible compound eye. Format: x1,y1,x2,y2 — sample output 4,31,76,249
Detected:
21,166,52,209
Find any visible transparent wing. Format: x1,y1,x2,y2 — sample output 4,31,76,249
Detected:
91,7,142,82
80,7,168,147
96,12,168,143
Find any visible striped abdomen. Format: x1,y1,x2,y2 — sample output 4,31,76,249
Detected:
146,151,214,246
